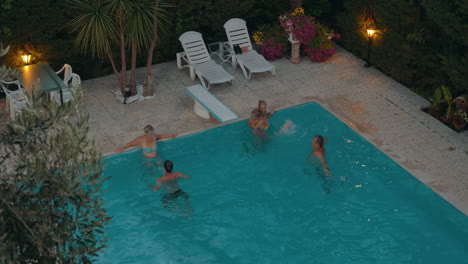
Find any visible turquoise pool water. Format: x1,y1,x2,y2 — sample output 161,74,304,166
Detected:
100,102,468,264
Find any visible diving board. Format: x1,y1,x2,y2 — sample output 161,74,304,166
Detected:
184,84,238,123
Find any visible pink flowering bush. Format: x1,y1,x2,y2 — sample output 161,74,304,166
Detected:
253,24,287,61
261,40,284,61
279,10,317,44
303,24,340,62
279,8,340,62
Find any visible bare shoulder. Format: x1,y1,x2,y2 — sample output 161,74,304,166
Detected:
313,150,325,159
175,172,187,178
159,173,177,181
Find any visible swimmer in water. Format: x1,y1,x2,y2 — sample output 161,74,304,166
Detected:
258,100,275,120
309,135,329,175
153,160,190,204
251,108,270,135
307,135,332,194
115,125,177,158
248,100,275,129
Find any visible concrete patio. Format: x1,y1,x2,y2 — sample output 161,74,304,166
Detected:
79,46,468,215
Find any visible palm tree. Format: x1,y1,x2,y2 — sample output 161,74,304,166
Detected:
124,0,155,94
68,0,171,98
107,0,133,94
143,0,172,96
68,0,124,93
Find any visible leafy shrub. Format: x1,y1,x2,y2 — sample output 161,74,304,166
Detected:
252,24,287,61
426,86,468,132
0,43,110,263
279,8,339,62
303,20,340,62
279,7,318,44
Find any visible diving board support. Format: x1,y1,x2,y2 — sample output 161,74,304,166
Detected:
184,84,238,123
194,100,210,119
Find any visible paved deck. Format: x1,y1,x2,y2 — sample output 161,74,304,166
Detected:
79,47,467,215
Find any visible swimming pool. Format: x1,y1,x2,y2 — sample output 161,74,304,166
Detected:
99,102,468,264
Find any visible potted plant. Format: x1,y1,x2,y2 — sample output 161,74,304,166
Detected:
279,7,317,63
279,8,339,63
279,8,317,44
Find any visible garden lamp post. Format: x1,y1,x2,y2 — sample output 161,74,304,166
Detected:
21,54,31,65
364,29,375,68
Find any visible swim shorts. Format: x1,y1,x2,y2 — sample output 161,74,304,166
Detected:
161,189,189,203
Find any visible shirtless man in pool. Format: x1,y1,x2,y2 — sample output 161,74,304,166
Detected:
153,160,191,204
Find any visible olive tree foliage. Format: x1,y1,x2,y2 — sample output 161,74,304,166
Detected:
0,44,111,263
0,43,18,81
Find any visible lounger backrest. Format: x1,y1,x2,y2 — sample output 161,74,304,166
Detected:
224,18,253,52
179,31,211,65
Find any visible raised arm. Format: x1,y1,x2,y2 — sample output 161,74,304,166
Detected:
158,134,177,139
176,172,190,179
266,109,276,119
115,137,143,153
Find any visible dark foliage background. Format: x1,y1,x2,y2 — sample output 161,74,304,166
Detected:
335,0,467,98
0,0,466,98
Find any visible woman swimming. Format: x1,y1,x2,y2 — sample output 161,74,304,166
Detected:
115,125,177,158
257,100,275,120
250,108,270,135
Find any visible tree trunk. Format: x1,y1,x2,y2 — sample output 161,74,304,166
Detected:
106,50,125,95
290,0,302,9
119,16,127,93
130,41,137,95
144,0,161,97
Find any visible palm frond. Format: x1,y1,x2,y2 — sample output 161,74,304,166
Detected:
66,0,117,58
151,0,175,35
123,0,155,51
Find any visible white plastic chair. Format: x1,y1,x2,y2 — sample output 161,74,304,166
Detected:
1,81,29,120
178,31,234,89
71,73,81,88
56,64,73,85
52,65,81,104
224,18,275,80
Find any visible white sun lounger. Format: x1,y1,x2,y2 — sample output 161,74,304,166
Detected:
224,18,275,80
179,31,234,89
184,84,238,123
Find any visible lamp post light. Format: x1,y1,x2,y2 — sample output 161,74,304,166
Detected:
21,54,31,65
364,29,376,68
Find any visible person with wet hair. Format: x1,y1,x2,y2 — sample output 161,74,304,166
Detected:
310,135,329,175
306,135,332,194
257,100,275,120
115,125,177,158
250,108,270,135
248,100,275,129
153,160,190,204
